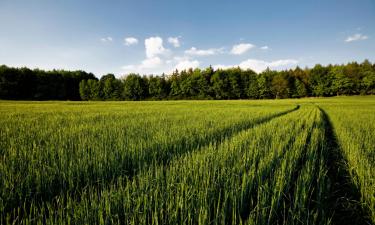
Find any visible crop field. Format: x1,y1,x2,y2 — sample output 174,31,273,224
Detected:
0,96,374,225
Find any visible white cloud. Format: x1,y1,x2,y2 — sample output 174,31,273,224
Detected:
121,36,172,74
121,65,136,71
168,37,180,47
268,59,298,67
121,55,201,75
230,43,255,55
345,33,368,42
122,57,163,73
122,57,297,75
174,59,200,71
140,57,163,69
100,37,113,43
214,59,298,73
260,46,269,50
124,37,138,46
212,64,235,70
185,47,224,56
145,36,169,58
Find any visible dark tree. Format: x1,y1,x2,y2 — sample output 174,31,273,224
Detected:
2,60,375,101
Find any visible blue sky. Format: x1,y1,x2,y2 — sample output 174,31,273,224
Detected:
0,0,374,77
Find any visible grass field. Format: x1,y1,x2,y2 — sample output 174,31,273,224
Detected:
0,96,374,225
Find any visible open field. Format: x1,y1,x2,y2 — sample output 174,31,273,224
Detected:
0,96,374,224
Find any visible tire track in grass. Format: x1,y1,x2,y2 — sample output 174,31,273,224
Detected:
263,107,333,225
241,107,317,225
319,107,372,225
267,108,317,224
1,105,300,223
134,104,300,176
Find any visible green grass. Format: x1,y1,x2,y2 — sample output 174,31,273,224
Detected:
0,97,374,224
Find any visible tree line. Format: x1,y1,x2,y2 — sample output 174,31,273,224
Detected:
1,60,374,100
0,65,96,100
80,60,375,100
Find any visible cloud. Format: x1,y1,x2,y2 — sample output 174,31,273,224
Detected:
145,36,169,58
212,64,235,70
124,37,138,46
214,59,298,73
345,33,368,42
267,59,298,67
260,46,269,50
121,65,136,71
174,59,200,71
121,36,173,74
100,37,113,43
122,57,163,72
230,43,255,55
168,37,180,47
185,47,224,56
140,57,163,69
121,55,201,75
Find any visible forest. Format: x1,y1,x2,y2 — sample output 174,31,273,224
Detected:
0,60,374,101
0,65,96,100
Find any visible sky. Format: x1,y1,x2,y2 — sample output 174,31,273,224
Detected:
0,0,374,77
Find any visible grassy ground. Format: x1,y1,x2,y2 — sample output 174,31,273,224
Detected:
0,96,374,224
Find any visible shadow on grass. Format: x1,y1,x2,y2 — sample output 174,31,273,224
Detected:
319,107,372,225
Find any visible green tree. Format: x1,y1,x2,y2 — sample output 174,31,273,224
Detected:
247,73,259,99
211,70,229,99
293,79,307,98
361,71,375,94
227,68,241,99
148,76,167,99
198,66,214,98
309,64,333,96
79,80,89,100
123,74,146,100
169,70,182,98
87,79,101,100
179,70,195,98
240,69,256,98
330,66,353,95
271,73,290,99
257,69,273,99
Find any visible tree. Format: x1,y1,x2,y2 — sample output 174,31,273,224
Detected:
88,79,101,100
79,80,89,100
123,74,146,100
359,60,375,95
240,69,256,99
330,66,353,95
257,69,273,99
343,62,361,94
169,70,182,98
293,79,307,98
247,73,259,99
361,71,375,94
179,70,195,98
198,66,214,98
149,74,169,99
309,64,332,96
227,68,242,99
1,62,375,101
271,73,290,99
211,70,229,99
